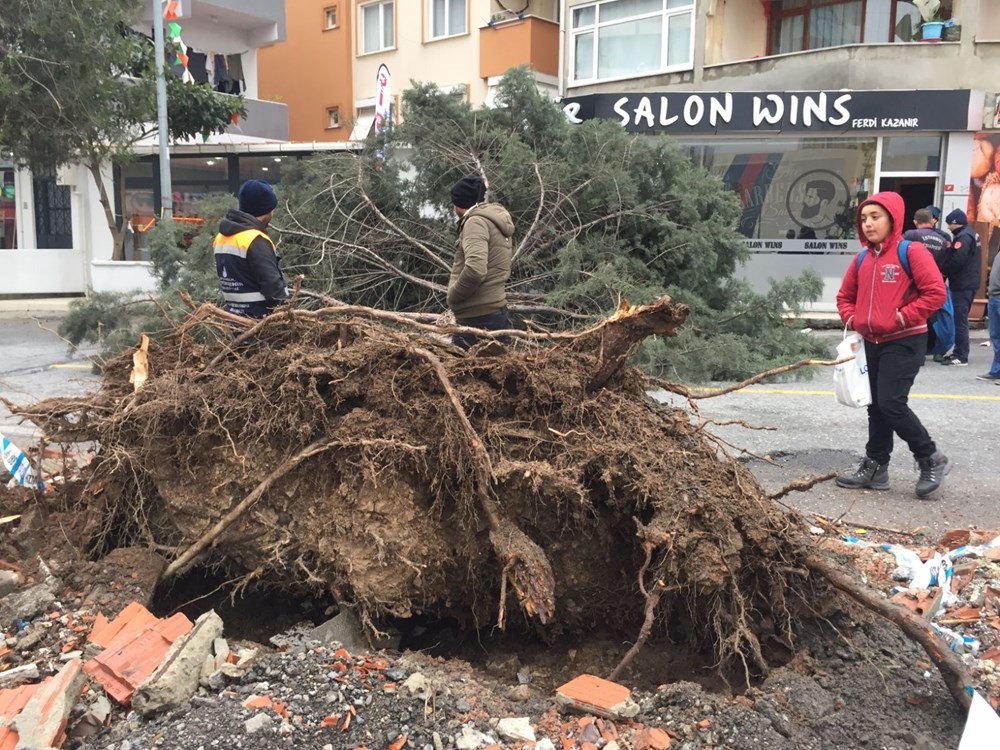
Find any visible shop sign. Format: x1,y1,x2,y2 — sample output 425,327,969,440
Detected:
562,90,979,134
742,239,854,254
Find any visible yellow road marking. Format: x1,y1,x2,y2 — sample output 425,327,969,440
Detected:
48,363,94,370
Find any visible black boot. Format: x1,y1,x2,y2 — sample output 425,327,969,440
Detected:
836,457,889,490
915,451,951,499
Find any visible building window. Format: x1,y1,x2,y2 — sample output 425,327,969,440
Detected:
1,165,16,250
32,171,73,249
327,106,342,129
571,0,695,83
361,0,394,53
325,5,339,29
768,1,932,55
429,0,466,39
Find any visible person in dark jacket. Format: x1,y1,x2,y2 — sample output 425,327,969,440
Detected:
940,209,982,366
214,180,289,318
448,175,514,349
835,191,950,499
903,208,949,269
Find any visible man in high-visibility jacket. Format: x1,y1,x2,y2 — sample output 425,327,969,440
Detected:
214,180,289,318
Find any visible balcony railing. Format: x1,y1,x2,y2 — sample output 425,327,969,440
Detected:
479,16,558,80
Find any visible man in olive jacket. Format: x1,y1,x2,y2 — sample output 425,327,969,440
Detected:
447,175,514,348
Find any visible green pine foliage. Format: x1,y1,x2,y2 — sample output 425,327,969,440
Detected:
277,67,829,383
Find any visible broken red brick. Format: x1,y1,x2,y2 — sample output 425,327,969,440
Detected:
632,727,672,750
87,602,158,650
952,563,978,594
84,612,193,704
890,588,942,620
981,646,1000,665
937,529,971,550
388,735,408,750
697,719,712,730
555,675,634,719
321,715,340,728
243,695,273,710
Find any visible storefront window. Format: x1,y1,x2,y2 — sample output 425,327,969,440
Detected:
1,164,16,250
683,137,877,240
239,156,289,184
880,135,941,173
171,157,231,217
123,161,156,232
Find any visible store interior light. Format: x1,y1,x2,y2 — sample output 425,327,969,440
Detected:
206,160,216,165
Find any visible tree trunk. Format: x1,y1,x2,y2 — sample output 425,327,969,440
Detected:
576,296,690,392
88,160,126,262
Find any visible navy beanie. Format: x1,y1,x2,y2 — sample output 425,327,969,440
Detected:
926,205,941,220
450,175,486,209
239,179,278,217
946,208,968,226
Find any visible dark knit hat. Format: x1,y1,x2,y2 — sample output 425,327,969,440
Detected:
239,179,278,217
946,208,968,226
926,205,941,220
450,175,486,209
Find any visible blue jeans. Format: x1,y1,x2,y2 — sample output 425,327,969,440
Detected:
951,287,975,363
989,297,1000,377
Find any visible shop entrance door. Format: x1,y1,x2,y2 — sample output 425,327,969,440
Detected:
878,176,937,228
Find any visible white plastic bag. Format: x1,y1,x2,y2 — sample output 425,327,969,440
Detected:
834,331,871,408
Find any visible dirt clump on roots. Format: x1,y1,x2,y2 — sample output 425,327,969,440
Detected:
11,297,815,681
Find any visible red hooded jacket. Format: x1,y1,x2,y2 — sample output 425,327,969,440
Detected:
836,192,946,344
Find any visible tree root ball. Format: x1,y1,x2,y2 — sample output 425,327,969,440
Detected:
16,298,815,679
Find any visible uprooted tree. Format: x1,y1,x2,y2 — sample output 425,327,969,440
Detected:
11,297,973,710
30,68,975,710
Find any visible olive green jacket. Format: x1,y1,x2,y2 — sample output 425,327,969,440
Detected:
447,203,514,318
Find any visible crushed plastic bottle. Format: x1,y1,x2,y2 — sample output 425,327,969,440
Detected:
0,432,44,490
932,624,980,656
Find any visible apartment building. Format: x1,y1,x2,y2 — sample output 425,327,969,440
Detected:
1,0,290,296
260,0,560,142
557,0,1000,308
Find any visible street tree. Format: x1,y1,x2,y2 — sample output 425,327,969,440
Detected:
0,0,244,259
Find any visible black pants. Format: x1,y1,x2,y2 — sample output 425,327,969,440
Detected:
865,333,936,465
453,307,511,350
951,287,975,362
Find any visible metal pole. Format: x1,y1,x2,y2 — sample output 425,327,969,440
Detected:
152,0,173,220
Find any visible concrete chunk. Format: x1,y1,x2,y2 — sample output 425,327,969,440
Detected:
0,582,56,622
13,659,85,750
132,610,224,717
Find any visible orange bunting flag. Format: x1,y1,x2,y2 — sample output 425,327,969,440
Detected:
164,1,179,21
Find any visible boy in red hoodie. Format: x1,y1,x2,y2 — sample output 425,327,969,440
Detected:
835,191,951,499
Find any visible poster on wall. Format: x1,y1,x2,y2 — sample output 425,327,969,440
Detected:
970,134,1000,227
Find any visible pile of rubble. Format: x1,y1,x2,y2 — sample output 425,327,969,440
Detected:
817,524,1000,708
0,524,982,750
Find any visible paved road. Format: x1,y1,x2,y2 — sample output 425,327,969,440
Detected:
1,314,996,535
654,329,1000,536
0,314,99,446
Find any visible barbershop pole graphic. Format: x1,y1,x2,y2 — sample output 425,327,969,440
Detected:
374,64,392,161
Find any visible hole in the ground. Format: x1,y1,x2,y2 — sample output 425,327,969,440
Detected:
150,565,780,695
